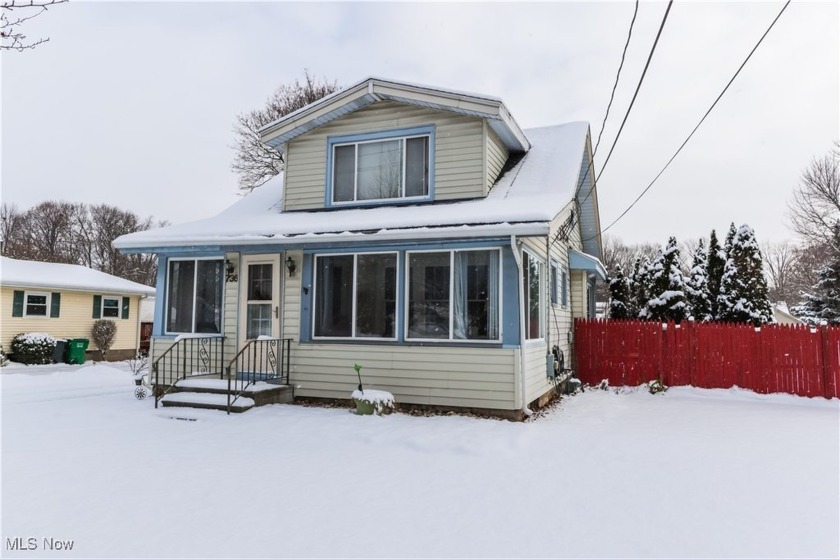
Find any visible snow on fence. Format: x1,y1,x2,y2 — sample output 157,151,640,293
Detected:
574,319,840,399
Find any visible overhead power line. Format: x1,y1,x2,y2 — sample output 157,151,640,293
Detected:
596,0,792,239
593,0,640,158
595,0,674,183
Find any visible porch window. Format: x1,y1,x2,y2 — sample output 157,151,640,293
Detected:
313,253,397,339
330,128,431,205
523,252,544,340
166,259,224,334
406,249,500,341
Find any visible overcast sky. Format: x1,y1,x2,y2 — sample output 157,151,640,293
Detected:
2,1,838,247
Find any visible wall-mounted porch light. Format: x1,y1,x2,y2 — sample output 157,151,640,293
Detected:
225,259,238,283
285,256,297,277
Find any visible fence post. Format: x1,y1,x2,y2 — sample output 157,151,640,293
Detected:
821,326,831,399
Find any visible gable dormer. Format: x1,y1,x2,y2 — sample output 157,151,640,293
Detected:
258,77,529,211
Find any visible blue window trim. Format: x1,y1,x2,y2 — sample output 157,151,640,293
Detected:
300,242,520,347
324,125,436,208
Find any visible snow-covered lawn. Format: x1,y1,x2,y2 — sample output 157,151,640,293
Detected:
2,363,838,558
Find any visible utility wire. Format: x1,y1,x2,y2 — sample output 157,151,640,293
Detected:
595,0,792,239
593,0,640,158
595,0,673,183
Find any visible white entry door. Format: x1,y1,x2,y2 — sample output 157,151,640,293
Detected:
239,254,282,346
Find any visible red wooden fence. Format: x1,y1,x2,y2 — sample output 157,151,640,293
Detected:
574,319,840,399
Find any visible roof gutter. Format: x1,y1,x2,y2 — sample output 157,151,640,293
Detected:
114,222,551,252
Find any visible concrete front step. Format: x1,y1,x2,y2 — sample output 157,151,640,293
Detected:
162,379,294,411
160,391,255,413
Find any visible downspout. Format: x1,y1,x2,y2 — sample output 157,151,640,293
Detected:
545,235,551,362
510,235,532,417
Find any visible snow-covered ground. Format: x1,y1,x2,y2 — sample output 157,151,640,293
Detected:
2,362,838,558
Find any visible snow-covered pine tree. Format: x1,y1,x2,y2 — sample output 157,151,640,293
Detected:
706,230,726,319
631,256,651,319
792,226,840,324
717,224,774,325
644,237,688,322
608,265,632,319
685,239,712,321
724,222,737,257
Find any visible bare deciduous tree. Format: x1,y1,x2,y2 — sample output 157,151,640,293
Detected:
762,241,798,304
1,200,163,286
788,142,840,250
1,0,67,52
232,70,339,191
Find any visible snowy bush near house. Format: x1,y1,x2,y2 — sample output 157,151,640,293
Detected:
10,333,57,365
0,345,9,367
91,320,117,359
352,389,395,415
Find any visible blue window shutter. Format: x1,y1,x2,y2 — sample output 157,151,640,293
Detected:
50,293,61,317
121,297,130,319
92,295,102,319
12,290,24,317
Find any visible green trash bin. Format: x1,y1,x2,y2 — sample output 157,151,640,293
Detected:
66,338,90,364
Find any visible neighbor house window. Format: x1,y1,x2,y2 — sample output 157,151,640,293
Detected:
101,296,120,318
523,252,544,340
406,249,500,341
24,292,49,317
166,259,224,334
330,127,432,205
313,253,397,339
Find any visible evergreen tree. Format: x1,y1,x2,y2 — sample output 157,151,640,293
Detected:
644,237,688,322
706,229,726,319
724,222,737,257
608,266,632,319
717,224,774,325
685,239,712,321
631,256,652,319
792,226,840,324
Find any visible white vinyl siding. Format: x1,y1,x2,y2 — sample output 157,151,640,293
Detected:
284,102,485,210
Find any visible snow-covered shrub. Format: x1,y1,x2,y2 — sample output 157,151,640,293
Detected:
91,320,117,359
0,345,8,367
352,389,395,415
647,379,667,394
597,379,609,391
11,333,57,365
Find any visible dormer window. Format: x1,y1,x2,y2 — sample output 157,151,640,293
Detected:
327,125,434,206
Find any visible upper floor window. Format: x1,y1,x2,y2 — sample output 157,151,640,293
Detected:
328,126,433,206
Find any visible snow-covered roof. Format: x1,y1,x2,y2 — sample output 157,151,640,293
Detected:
114,122,590,251
0,257,156,296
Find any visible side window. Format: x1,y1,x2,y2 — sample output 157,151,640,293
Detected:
523,252,544,340
550,261,559,305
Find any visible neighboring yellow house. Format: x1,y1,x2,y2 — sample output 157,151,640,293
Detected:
1,257,156,360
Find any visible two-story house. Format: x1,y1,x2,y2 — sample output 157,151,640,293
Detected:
114,77,606,418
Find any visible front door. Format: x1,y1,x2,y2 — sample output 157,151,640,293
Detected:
239,254,282,346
